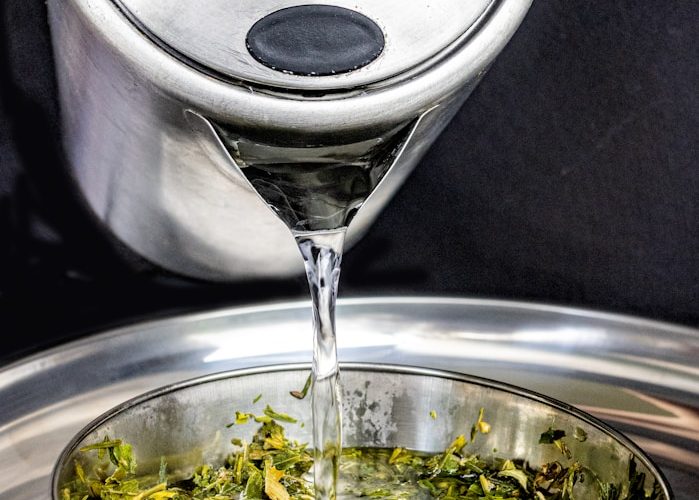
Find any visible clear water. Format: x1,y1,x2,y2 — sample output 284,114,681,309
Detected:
214,120,412,232
296,230,346,499
336,448,433,500
226,122,412,499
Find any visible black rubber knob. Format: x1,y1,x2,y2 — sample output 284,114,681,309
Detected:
246,5,385,77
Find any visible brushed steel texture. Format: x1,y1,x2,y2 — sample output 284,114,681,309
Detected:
0,298,697,498
46,0,532,280
53,365,671,498
110,0,494,90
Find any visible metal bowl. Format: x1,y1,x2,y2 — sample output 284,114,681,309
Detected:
53,364,671,498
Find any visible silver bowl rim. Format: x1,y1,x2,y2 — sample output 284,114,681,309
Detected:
7,296,696,380
51,362,674,499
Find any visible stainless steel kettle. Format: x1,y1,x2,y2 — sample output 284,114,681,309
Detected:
47,0,532,280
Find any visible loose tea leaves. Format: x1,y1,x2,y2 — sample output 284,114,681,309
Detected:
61,411,661,500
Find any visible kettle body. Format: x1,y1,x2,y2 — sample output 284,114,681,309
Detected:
47,0,532,280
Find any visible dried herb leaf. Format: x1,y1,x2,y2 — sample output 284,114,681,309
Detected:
470,407,491,442
264,462,290,500
62,410,661,500
263,405,298,424
573,426,588,442
290,374,312,400
539,427,566,444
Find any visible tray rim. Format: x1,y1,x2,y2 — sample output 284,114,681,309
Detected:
51,362,673,499
3,296,698,380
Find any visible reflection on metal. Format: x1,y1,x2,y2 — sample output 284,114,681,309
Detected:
47,0,532,279
54,365,671,498
582,390,699,443
630,437,699,470
0,298,697,498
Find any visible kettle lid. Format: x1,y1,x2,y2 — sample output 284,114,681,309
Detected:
111,0,494,91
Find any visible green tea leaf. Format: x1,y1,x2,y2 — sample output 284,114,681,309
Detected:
245,469,264,499
499,468,529,491
290,374,312,400
539,427,566,444
573,427,588,442
470,408,491,442
263,405,298,424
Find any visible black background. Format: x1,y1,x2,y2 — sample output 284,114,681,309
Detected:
1,1,697,364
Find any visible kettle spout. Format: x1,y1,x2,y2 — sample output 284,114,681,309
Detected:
183,109,253,191
185,109,428,234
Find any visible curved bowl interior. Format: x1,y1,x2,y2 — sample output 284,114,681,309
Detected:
54,364,671,498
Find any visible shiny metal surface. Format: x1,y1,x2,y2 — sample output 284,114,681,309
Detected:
53,365,671,499
1,298,697,498
112,0,494,90
46,0,532,280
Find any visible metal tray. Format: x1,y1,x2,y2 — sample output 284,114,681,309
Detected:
1,297,698,499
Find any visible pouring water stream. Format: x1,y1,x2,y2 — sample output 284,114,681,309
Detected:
236,150,398,499
216,111,417,498
296,229,346,499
